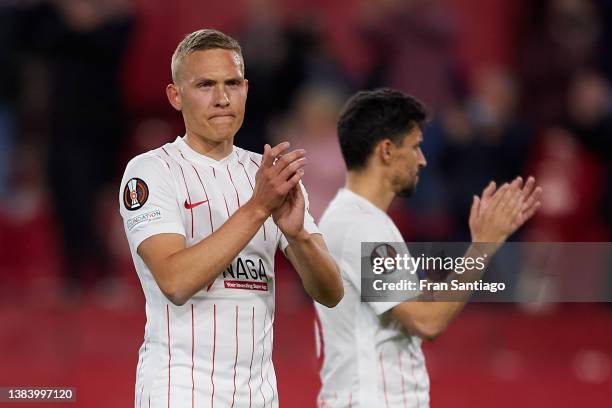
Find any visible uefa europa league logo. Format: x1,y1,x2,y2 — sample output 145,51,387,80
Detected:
123,178,149,211
128,179,141,209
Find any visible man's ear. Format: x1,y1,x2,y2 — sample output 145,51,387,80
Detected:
379,139,394,165
166,83,182,111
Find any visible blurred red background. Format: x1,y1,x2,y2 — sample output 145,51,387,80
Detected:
1,0,611,406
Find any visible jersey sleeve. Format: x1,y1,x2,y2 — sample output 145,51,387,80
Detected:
341,218,419,315
119,153,186,251
278,181,321,252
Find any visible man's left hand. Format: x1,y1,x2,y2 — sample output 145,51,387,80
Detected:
273,183,306,240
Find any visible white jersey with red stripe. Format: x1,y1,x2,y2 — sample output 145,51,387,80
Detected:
119,136,319,408
314,189,429,408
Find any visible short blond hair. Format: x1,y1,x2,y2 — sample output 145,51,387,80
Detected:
171,29,244,83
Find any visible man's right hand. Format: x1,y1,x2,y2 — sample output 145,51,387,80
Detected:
249,142,307,215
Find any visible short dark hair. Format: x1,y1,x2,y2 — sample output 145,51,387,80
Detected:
171,29,244,83
337,88,427,170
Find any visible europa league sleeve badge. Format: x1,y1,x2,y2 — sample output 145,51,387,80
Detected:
123,178,149,211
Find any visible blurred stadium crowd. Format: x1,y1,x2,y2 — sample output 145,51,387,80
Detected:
1,0,610,297
1,1,611,406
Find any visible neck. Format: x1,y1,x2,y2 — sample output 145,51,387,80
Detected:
345,169,395,212
184,130,234,160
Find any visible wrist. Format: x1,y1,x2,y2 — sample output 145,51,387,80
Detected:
471,232,505,244
469,241,501,257
285,228,310,245
244,199,271,223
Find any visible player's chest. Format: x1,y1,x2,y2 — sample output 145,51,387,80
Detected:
171,163,278,251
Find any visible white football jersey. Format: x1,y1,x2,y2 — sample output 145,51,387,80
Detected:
314,189,429,408
119,136,319,408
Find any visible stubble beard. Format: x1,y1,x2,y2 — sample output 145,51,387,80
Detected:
397,184,416,198
397,175,419,198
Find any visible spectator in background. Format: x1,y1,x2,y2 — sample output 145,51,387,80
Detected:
289,10,353,90
520,70,611,242
18,0,133,296
597,0,612,82
437,68,531,240
236,0,290,151
516,126,607,308
524,127,607,241
353,0,464,240
518,0,603,126
238,0,348,152
357,0,458,112
565,71,612,235
0,4,19,199
272,85,346,220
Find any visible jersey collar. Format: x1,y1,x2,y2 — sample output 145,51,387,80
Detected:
337,188,390,219
174,136,238,167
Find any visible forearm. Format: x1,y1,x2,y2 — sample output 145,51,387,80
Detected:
286,233,343,307
392,300,464,340
398,177,541,339
149,200,268,305
394,244,498,339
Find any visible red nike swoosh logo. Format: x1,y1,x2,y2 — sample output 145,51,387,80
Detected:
184,199,208,209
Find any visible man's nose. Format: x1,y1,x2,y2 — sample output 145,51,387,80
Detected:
214,86,230,107
418,150,427,168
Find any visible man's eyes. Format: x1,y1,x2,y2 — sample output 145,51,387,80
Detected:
198,80,241,87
